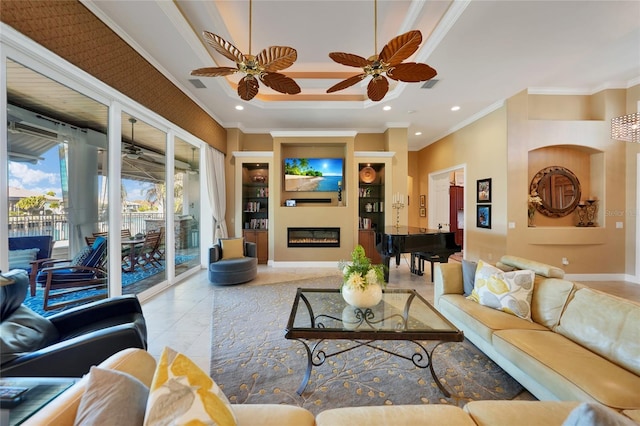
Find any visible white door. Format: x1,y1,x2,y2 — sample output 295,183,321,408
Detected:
431,173,450,231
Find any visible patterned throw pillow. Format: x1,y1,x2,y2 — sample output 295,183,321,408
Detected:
70,246,92,266
468,260,535,321
144,347,237,426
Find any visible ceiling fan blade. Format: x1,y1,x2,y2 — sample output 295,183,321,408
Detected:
238,75,260,101
202,31,246,64
257,46,298,72
326,74,366,93
260,72,301,95
328,52,370,68
367,76,389,102
190,67,238,77
387,62,437,82
379,30,422,66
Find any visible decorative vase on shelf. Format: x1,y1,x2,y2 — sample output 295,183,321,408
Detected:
527,207,536,227
339,245,386,309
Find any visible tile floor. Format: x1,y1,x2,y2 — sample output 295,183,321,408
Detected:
141,255,640,376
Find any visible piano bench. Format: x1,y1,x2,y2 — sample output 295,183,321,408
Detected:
411,252,443,278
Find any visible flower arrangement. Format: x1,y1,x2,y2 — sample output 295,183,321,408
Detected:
528,192,542,225
338,245,386,291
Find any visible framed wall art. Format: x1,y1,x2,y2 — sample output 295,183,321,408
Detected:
419,207,426,217
477,178,492,203
420,194,426,207
477,205,491,229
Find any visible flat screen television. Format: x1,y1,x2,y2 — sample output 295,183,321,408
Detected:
283,158,343,192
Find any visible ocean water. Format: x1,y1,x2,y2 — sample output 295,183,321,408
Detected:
315,175,341,191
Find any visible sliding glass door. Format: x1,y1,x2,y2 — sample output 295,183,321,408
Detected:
174,137,201,274
3,38,210,318
120,112,167,295
6,59,110,314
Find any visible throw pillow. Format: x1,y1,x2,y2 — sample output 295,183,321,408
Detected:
461,259,478,297
220,238,245,260
74,366,149,426
562,402,637,426
468,260,535,321
70,246,92,266
144,347,237,426
8,248,40,270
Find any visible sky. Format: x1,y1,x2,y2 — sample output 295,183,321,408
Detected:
9,148,60,196
9,146,150,201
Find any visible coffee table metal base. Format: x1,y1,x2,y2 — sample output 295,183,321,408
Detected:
293,338,453,397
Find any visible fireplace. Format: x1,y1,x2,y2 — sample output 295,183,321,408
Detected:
287,227,340,248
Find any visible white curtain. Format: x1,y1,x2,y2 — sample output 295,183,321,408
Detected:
205,145,227,241
59,127,98,255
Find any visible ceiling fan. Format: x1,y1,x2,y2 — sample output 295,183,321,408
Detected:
123,117,142,160
187,147,199,175
326,0,437,101
190,0,301,101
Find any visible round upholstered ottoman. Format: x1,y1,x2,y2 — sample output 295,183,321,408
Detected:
208,256,258,285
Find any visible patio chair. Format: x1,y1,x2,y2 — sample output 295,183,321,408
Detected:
35,236,108,311
150,227,165,262
136,230,163,270
8,235,54,297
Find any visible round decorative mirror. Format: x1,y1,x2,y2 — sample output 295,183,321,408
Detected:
529,166,581,218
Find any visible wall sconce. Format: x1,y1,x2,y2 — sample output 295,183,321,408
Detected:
611,112,639,143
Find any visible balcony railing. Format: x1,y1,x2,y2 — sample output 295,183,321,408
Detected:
8,213,165,241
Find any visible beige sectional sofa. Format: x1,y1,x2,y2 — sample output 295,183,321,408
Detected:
25,344,640,425
25,347,640,425
434,255,640,412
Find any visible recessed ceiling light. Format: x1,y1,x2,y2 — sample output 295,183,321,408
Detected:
451,105,460,111
235,105,244,111
383,106,391,111
415,132,422,136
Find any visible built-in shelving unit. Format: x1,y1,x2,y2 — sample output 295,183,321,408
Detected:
241,163,269,264
358,162,385,263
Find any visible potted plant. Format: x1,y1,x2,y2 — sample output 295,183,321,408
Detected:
338,245,386,308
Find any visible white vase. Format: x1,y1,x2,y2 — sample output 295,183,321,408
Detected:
341,283,383,309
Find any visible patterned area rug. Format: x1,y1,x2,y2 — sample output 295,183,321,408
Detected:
210,277,524,415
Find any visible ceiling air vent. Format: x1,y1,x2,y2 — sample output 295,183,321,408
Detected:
189,79,207,89
421,79,439,89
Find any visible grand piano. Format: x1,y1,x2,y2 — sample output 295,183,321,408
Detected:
376,226,461,282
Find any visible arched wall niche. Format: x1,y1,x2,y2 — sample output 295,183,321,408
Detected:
528,145,604,227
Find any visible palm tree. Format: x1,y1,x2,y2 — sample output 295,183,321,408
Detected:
145,183,165,213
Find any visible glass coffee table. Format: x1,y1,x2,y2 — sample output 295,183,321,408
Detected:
285,288,464,396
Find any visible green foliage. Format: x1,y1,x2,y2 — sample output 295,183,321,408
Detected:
284,158,323,177
15,195,46,214
339,245,386,290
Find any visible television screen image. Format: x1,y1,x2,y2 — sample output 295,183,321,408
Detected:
284,158,343,192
